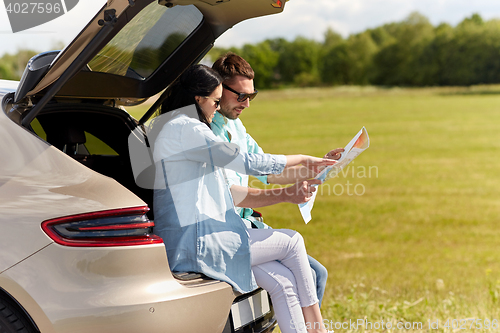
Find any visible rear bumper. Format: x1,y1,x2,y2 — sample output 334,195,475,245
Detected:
0,243,235,333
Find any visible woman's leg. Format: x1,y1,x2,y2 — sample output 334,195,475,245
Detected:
302,303,325,332
248,228,328,333
252,262,307,333
248,228,318,307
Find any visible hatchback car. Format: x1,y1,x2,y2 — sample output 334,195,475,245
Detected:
0,0,288,332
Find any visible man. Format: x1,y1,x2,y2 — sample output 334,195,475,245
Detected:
211,53,343,306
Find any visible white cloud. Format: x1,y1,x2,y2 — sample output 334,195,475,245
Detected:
215,0,500,47
0,0,499,56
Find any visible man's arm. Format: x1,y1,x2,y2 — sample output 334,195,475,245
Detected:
230,179,322,208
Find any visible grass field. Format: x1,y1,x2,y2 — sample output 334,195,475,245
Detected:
129,85,500,332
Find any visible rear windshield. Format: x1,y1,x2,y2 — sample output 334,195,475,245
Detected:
87,4,203,80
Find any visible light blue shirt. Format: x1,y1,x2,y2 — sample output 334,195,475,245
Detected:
211,112,270,228
152,109,286,293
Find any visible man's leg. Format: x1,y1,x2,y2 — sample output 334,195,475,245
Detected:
308,255,328,308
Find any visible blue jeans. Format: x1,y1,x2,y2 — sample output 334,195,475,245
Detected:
308,255,328,308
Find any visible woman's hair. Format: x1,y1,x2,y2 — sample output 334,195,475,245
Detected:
160,64,222,127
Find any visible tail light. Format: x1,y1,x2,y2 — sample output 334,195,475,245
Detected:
41,206,163,247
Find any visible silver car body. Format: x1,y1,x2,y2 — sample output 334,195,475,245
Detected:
1,80,237,333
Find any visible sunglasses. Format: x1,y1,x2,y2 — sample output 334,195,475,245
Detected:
202,96,221,108
222,84,258,102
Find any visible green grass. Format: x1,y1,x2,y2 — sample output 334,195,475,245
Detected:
128,86,500,332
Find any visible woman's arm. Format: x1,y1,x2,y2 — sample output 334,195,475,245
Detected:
267,148,344,184
177,118,336,176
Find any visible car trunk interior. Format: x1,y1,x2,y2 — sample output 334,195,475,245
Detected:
31,103,155,219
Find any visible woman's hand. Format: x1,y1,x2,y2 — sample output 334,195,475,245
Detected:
285,155,337,168
309,148,345,174
303,155,337,166
299,155,338,174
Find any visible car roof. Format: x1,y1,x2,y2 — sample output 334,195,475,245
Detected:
15,0,286,105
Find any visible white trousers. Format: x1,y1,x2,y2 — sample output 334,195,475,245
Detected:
248,228,319,333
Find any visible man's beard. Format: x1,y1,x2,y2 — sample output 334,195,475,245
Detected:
220,107,239,120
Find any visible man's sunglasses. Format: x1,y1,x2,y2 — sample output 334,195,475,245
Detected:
222,84,258,102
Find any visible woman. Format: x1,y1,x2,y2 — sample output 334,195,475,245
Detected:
153,64,333,333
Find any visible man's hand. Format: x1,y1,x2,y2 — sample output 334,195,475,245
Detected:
283,179,323,204
230,179,323,208
324,148,344,160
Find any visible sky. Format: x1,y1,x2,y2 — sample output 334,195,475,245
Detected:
1,0,500,57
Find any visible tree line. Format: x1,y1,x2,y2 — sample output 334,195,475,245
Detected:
208,12,500,88
2,12,500,89
0,50,38,81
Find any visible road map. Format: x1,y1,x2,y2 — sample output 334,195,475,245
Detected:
299,127,370,223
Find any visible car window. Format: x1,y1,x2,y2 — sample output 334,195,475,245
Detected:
85,132,118,155
31,118,47,141
32,117,118,156
87,4,203,79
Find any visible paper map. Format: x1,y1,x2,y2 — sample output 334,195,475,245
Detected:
299,127,370,223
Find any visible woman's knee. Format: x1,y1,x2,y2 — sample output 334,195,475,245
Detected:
285,229,306,253
253,262,298,298
275,229,304,247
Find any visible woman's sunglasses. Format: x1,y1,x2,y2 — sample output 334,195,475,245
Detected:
222,84,258,102
202,96,221,108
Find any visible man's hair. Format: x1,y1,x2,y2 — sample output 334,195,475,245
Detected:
212,52,254,82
